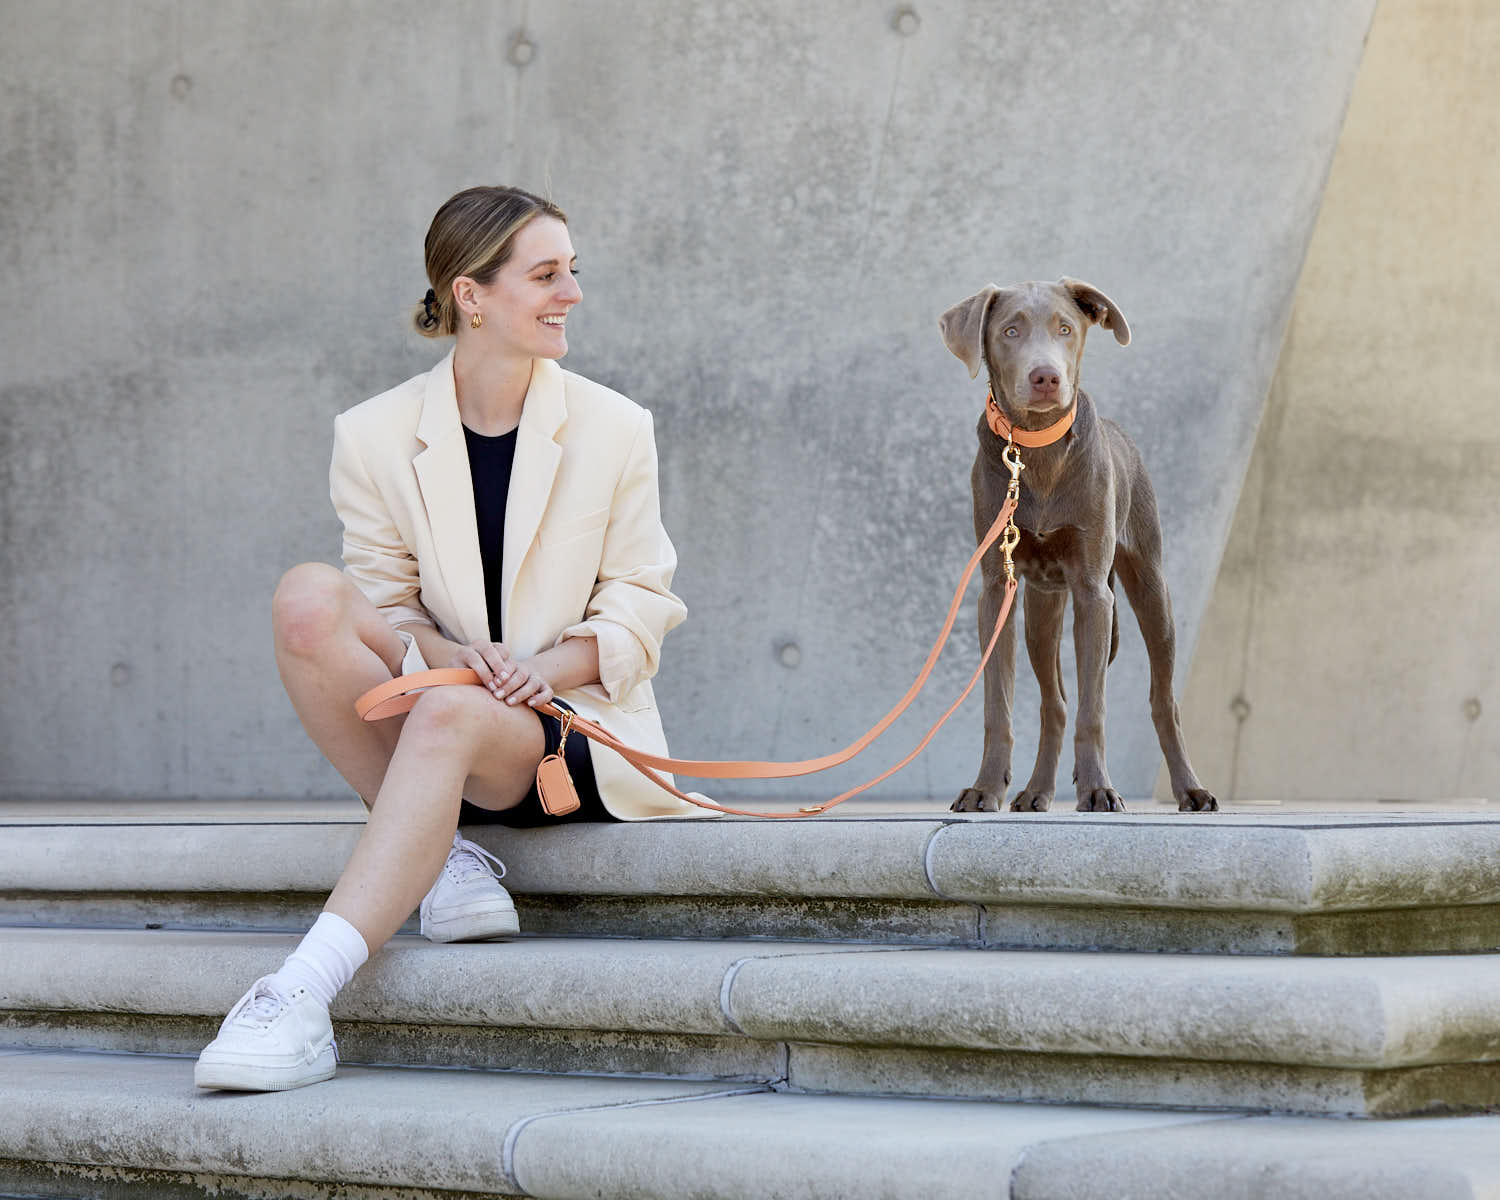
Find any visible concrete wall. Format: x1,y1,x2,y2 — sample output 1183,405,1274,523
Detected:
0,1,1374,805
1163,0,1500,806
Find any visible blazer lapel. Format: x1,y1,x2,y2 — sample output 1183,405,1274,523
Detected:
412,349,489,642
501,358,565,639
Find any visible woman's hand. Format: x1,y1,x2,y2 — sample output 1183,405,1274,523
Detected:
447,640,554,709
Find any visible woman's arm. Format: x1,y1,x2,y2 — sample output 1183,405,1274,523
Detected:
553,408,686,704
398,622,599,708
518,635,599,696
331,413,433,633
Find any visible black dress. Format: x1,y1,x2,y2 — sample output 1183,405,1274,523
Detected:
454,423,616,827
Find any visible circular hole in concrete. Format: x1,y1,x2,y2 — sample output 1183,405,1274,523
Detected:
509,34,536,66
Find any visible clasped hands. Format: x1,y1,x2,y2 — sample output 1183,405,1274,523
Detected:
448,640,554,709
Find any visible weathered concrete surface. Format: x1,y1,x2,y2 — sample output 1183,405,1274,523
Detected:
1013,1114,1500,1200
0,1,1375,805
0,1007,790,1088
0,929,867,1038
0,1050,758,1196
5,1051,1499,1200
787,1043,1500,1119
510,1090,1212,1200
1168,0,1500,808
9,814,1500,953
0,1158,526,1200
8,929,1500,1082
725,948,1500,1069
10,812,1500,908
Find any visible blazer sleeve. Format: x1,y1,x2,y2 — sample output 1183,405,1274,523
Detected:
329,412,435,631
555,407,686,703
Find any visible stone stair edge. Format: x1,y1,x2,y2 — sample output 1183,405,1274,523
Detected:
4,1048,1500,1200
7,816,1500,913
5,928,1500,1072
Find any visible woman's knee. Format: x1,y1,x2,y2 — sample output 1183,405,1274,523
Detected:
401,685,538,757
273,563,352,657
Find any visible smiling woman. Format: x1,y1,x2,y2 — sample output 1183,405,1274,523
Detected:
192,184,709,1095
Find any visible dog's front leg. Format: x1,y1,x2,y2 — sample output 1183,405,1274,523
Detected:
1012,584,1068,811
951,572,1017,813
1070,577,1125,811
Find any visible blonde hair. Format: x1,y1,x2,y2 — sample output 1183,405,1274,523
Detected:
413,186,568,338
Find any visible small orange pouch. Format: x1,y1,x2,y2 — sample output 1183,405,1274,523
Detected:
535,710,582,816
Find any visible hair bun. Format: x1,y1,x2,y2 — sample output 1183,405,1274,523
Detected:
417,287,440,331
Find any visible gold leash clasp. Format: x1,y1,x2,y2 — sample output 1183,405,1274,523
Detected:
557,709,575,751
1002,439,1024,584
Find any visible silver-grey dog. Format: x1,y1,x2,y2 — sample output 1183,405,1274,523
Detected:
940,278,1216,813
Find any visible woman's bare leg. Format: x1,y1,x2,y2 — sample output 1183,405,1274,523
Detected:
273,562,410,803
324,684,545,949
272,561,548,952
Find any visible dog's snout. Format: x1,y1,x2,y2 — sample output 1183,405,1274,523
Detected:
1029,366,1061,394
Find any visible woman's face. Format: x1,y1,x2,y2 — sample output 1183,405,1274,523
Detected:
461,216,582,360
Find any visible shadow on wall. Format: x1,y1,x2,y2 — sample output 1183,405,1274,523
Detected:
1163,0,1500,809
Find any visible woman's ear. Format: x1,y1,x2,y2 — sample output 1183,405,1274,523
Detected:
451,276,479,317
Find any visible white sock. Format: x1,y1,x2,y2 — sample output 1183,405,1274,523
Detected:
271,911,370,1009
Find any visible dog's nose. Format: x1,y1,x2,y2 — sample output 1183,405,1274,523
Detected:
1029,366,1061,394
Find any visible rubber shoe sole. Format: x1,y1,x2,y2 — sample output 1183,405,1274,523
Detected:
421,898,521,943
194,1038,337,1092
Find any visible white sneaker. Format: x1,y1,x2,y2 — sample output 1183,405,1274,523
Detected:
194,976,337,1092
419,833,520,942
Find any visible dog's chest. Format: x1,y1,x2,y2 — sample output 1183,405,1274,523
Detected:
1013,525,1074,589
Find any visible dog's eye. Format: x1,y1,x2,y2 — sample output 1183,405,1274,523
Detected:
1004,327,1019,338
1059,323,1072,335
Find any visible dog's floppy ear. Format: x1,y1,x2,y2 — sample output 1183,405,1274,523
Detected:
1060,278,1130,346
939,286,1002,379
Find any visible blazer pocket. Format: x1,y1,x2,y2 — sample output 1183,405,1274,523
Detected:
539,505,610,548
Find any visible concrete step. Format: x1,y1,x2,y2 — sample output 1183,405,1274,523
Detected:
8,1050,1500,1200
6,813,1500,954
3,1048,1500,1200
5,927,1500,1116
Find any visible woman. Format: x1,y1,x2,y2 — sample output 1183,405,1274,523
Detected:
195,186,709,1093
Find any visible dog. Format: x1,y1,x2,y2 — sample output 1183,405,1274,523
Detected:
939,278,1217,813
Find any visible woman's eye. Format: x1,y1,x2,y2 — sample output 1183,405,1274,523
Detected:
1004,327,1018,337
1059,323,1071,335
538,271,555,281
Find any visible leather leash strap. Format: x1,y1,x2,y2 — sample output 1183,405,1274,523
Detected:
357,431,1029,819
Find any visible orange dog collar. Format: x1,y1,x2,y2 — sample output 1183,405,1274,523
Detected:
986,389,1075,448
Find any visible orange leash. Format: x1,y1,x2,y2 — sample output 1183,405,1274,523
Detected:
357,436,1030,817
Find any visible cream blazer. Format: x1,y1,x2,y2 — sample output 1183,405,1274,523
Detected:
329,348,713,820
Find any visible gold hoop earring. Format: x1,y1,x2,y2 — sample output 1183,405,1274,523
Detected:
470,312,483,330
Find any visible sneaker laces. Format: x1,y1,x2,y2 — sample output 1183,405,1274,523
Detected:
446,833,507,884
226,977,293,1028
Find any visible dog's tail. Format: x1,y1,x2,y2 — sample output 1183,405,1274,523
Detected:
1107,570,1120,666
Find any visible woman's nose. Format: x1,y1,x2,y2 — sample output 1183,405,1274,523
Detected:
561,274,583,304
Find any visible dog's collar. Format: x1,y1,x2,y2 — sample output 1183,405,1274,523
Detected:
986,389,1075,448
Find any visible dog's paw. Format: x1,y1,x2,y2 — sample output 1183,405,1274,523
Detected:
951,788,1003,813
1178,788,1219,812
1076,788,1126,812
1009,789,1053,812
